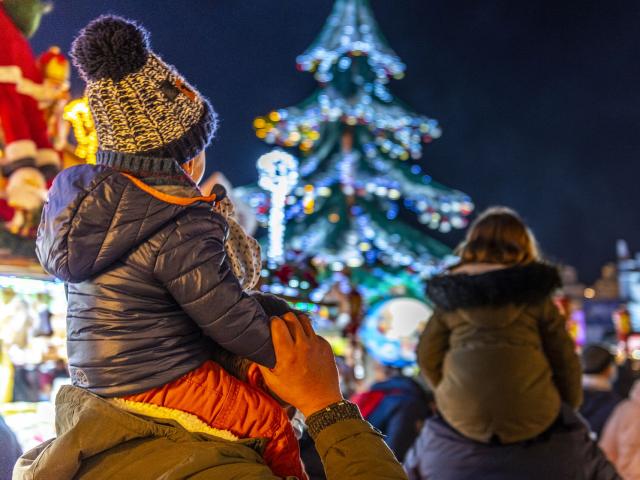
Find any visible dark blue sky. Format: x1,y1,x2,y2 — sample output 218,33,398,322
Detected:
33,0,640,283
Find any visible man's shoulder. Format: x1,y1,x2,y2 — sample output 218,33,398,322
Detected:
14,386,277,480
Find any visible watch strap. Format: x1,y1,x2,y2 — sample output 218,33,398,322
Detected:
306,400,362,440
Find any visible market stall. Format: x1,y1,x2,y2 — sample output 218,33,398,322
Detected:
0,259,68,451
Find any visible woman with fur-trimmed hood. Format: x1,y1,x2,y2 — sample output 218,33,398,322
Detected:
418,207,582,444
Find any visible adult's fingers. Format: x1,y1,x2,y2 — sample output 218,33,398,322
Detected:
281,312,308,343
270,316,294,357
297,313,315,338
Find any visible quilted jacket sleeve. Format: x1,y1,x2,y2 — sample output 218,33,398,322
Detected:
154,209,275,368
314,419,408,480
537,299,582,409
417,310,450,388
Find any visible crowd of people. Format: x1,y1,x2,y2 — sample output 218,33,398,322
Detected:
2,14,639,480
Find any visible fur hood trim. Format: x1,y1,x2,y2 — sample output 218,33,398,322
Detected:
427,262,562,311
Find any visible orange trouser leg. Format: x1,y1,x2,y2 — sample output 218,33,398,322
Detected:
124,361,307,480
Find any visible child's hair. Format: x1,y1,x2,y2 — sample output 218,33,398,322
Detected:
455,206,539,265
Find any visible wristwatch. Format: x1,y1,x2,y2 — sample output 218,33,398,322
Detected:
305,400,362,440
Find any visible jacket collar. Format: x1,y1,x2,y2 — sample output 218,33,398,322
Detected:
97,151,192,186
427,262,562,311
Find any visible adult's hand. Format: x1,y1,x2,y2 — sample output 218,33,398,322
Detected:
259,312,343,418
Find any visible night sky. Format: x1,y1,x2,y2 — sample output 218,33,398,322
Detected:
32,0,640,283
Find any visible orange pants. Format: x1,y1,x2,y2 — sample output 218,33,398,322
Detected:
124,361,307,479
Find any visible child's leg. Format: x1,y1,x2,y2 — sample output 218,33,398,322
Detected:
123,360,307,480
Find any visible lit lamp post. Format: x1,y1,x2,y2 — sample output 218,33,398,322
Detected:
257,150,299,268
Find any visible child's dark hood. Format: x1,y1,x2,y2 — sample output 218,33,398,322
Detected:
36,165,195,283
427,262,562,312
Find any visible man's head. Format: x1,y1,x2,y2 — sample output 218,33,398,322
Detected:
581,344,617,380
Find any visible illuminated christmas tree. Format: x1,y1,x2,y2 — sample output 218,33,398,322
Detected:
243,0,473,308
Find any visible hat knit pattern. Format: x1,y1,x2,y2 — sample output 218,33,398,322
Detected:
214,196,262,291
71,15,217,170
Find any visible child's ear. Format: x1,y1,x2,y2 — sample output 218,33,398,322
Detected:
182,158,194,177
246,363,266,389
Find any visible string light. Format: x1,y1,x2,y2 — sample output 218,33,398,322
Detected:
257,150,299,267
254,88,441,160
296,0,406,83
303,184,316,214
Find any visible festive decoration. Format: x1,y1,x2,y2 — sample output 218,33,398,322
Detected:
0,4,90,258
0,2,62,252
4,167,47,236
257,150,299,266
241,0,473,309
359,297,431,368
0,2,60,180
62,97,98,164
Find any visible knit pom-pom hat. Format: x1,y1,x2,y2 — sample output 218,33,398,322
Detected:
71,15,217,179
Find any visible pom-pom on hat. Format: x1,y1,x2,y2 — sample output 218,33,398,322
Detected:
71,15,217,178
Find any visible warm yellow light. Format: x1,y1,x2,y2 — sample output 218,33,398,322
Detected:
253,117,266,129
584,288,596,299
269,111,281,122
329,213,340,223
303,184,315,215
318,187,332,197
63,97,97,164
289,131,301,142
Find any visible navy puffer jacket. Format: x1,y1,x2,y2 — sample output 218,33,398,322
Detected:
36,164,274,397
404,405,620,480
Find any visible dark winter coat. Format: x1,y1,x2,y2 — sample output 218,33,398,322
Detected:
580,388,623,438
356,376,431,462
403,404,620,480
36,164,274,397
420,262,582,443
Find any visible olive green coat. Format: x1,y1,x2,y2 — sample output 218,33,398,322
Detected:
419,263,582,444
13,386,407,480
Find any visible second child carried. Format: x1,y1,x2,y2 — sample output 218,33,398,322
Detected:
419,207,582,443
